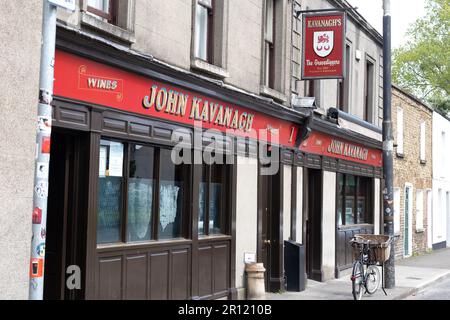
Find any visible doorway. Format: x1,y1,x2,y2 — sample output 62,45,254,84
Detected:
305,169,322,281
404,184,413,257
259,163,282,292
43,129,89,300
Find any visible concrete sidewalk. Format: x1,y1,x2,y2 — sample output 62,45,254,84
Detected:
265,248,450,300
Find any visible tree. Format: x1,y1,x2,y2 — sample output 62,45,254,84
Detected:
392,0,450,113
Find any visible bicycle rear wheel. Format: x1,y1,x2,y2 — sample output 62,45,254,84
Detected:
351,260,364,300
365,265,381,295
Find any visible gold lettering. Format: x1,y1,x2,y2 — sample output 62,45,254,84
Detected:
190,98,202,120
245,114,254,132
214,105,224,125
239,113,248,130
165,90,178,114
230,110,239,129
209,103,218,123
177,94,188,116
143,85,158,109
200,101,209,122
223,107,233,127
156,88,168,111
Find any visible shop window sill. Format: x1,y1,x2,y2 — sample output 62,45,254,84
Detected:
81,12,136,44
260,85,287,104
191,58,229,79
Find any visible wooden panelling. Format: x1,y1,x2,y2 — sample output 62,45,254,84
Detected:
98,256,122,300
96,244,191,300
103,117,127,133
304,154,322,169
129,122,152,137
52,103,90,131
149,251,169,300
336,225,374,273
125,255,147,300
171,249,190,300
322,157,338,171
197,241,230,299
198,245,213,297
294,152,304,166
281,148,294,165
213,244,229,294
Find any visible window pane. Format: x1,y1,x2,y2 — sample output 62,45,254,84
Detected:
97,140,124,244
195,4,208,60
198,165,208,235
127,145,154,242
265,0,274,42
209,164,224,234
356,177,372,224
337,173,344,226
345,175,356,224
158,149,186,239
88,0,109,12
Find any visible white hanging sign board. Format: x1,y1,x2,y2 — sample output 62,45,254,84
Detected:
48,0,76,12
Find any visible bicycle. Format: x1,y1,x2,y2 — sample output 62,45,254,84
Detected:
349,234,393,300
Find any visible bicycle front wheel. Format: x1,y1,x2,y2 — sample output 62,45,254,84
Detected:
351,260,364,300
365,265,381,295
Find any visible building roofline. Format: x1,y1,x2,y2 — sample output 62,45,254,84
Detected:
391,83,435,112
326,0,383,46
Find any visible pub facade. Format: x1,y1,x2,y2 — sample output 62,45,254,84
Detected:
34,0,385,299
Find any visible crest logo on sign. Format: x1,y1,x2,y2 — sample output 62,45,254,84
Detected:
313,31,334,57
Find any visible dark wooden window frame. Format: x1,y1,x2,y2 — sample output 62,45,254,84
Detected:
97,139,192,245
87,0,118,25
264,0,276,89
363,55,375,122
336,173,374,227
199,162,231,237
196,0,215,64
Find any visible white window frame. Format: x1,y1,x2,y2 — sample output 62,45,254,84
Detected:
420,121,426,162
396,107,404,155
404,183,413,257
416,189,424,231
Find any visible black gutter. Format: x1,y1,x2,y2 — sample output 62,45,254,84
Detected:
327,107,382,134
309,114,383,149
55,25,308,126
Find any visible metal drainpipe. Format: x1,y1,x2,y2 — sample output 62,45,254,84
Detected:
29,1,57,300
382,0,395,288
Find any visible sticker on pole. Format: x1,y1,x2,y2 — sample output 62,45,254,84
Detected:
48,0,76,12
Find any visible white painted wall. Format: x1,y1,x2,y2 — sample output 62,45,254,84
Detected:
235,156,258,297
296,168,303,244
374,178,381,235
322,171,336,281
283,165,292,241
432,112,450,246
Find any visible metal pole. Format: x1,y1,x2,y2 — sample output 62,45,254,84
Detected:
29,0,57,300
382,0,395,289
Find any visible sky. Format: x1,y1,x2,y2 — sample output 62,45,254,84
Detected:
347,0,428,48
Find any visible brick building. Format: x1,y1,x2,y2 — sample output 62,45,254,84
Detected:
392,85,433,258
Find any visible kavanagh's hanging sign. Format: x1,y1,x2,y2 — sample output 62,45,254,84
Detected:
302,12,346,79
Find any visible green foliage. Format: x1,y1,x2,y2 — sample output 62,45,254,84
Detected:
392,0,450,113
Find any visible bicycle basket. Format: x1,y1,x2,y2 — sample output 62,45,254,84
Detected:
350,234,393,263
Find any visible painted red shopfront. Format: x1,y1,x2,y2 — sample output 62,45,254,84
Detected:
54,50,299,148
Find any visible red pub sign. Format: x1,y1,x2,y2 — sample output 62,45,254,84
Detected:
302,12,346,79
53,50,299,147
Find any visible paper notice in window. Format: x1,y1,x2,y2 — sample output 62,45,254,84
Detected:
108,142,123,177
99,146,107,177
